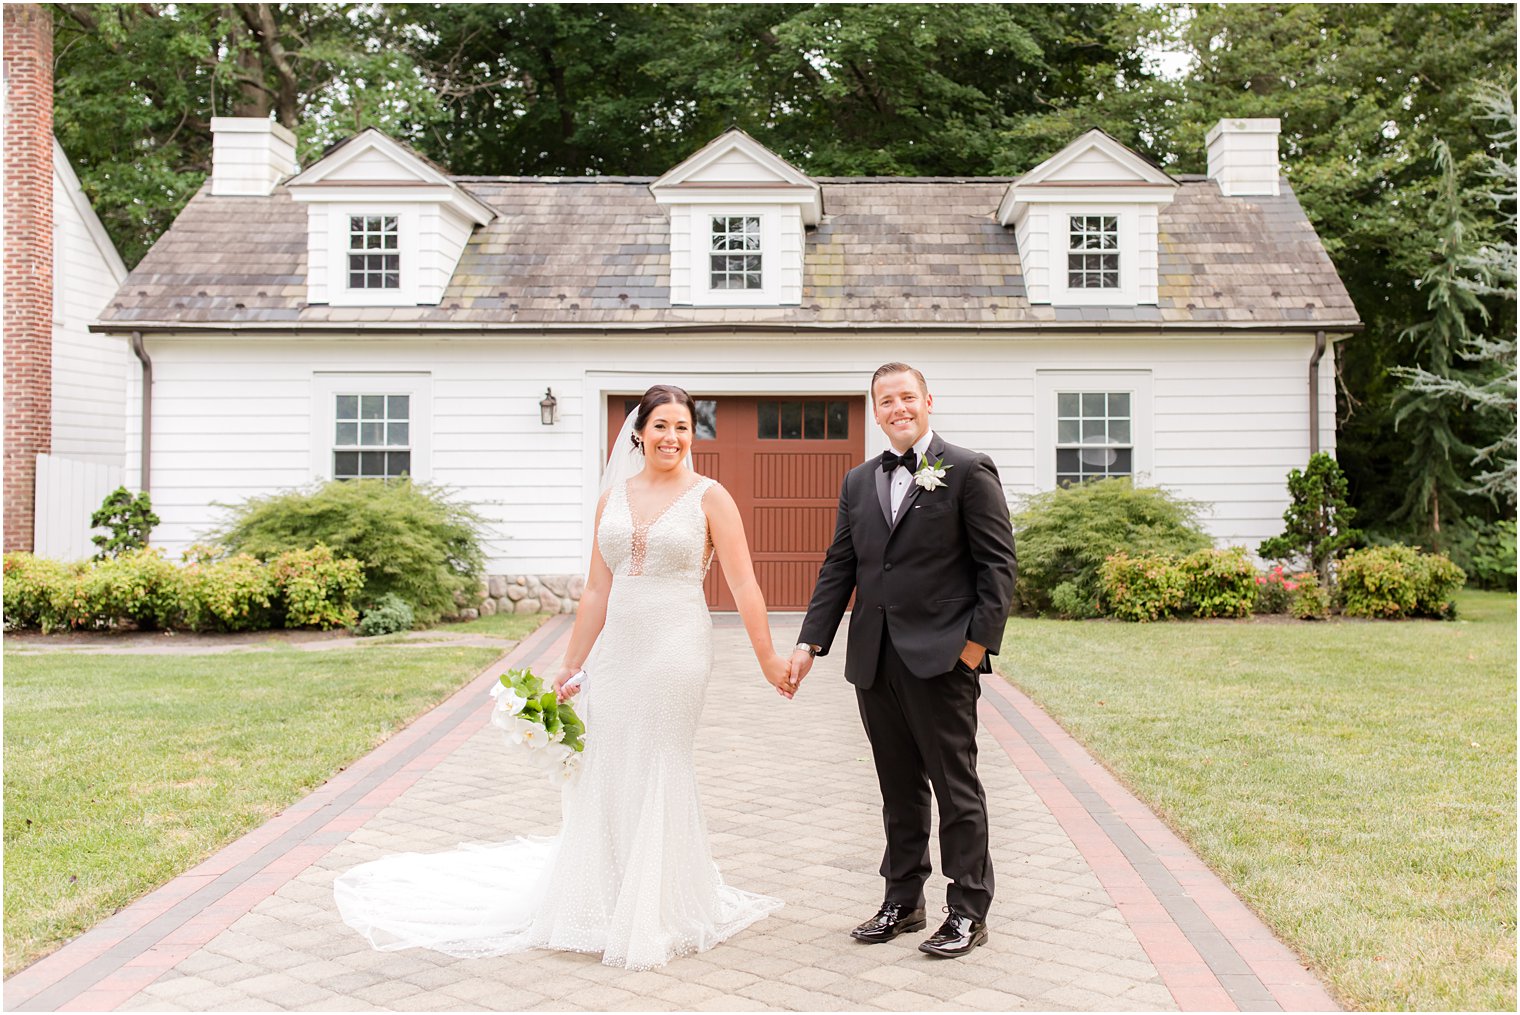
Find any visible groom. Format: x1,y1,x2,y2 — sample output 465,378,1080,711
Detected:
788,362,1016,958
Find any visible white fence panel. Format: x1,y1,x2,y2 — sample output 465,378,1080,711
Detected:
33,453,123,561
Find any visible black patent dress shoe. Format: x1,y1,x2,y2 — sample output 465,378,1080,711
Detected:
850,902,927,943
918,907,988,957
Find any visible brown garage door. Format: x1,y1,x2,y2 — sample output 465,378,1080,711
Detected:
607,395,865,610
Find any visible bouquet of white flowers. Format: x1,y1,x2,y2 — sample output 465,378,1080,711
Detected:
489,667,587,785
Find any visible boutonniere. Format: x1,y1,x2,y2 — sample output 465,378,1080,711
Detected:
914,455,951,491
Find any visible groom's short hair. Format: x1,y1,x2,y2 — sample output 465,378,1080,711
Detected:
870,362,928,399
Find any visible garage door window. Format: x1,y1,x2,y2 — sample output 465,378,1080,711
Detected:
756,400,849,440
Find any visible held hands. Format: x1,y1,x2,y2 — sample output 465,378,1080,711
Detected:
787,648,815,697
761,652,794,699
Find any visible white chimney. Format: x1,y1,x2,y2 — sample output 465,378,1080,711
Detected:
210,117,298,196
1206,118,1281,197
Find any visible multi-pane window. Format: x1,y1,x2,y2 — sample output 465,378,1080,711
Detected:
710,216,762,290
334,394,411,479
1055,391,1132,485
1067,215,1119,289
757,400,849,440
624,398,717,440
348,216,400,289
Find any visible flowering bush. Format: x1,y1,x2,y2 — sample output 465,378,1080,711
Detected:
489,667,586,785
1255,565,1296,614
1098,552,1187,622
182,552,276,631
1338,545,1466,619
268,545,363,629
1180,547,1257,618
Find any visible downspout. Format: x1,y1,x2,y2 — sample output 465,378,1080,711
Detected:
130,330,152,495
1308,329,1326,456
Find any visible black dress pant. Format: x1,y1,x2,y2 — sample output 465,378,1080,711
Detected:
855,627,994,921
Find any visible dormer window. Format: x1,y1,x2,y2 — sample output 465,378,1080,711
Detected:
711,216,762,290
649,127,820,307
348,216,400,290
1067,216,1119,289
996,128,1177,306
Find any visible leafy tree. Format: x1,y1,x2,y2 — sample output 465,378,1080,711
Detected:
51,3,444,265
1259,453,1361,587
90,486,160,559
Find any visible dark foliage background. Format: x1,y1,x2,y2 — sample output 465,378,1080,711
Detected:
50,2,1517,543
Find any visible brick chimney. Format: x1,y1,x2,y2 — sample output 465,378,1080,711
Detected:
1206,118,1282,197
3,4,54,553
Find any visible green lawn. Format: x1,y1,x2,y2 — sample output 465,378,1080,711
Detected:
438,607,554,640
2,641,506,975
995,590,1517,1012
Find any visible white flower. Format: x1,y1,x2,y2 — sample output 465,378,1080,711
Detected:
548,728,566,744
520,723,549,749
914,456,950,491
490,682,529,720
495,714,534,743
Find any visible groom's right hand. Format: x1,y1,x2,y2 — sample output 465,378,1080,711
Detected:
787,649,815,694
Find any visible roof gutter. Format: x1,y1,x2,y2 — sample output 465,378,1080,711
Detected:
130,330,152,495
92,320,1365,338
1308,328,1327,456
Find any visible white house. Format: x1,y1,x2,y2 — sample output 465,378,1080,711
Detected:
93,117,1359,613
32,140,132,559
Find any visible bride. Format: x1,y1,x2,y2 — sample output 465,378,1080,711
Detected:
334,384,795,969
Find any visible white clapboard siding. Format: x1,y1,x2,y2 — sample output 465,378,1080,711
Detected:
52,141,130,467
34,454,123,561
126,330,1338,572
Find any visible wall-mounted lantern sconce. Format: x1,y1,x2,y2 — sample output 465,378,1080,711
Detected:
539,388,558,426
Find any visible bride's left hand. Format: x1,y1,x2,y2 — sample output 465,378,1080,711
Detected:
761,653,794,699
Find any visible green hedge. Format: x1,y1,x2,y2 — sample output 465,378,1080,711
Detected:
215,479,485,624
2,546,363,633
1013,478,1212,617
1338,545,1467,619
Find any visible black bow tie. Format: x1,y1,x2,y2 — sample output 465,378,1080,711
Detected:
881,449,918,473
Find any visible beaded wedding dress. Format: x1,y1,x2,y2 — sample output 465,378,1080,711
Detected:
334,474,781,969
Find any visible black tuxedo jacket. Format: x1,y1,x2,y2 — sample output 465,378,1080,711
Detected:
799,433,1017,688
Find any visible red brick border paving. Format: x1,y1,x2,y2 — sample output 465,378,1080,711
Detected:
4,617,575,1013
979,676,1340,1012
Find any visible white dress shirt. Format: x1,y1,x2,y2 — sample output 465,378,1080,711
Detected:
889,429,935,523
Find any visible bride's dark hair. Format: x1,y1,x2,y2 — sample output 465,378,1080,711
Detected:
631,385,696,449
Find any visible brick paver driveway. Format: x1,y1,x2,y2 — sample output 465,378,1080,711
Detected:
6,615,1337,1012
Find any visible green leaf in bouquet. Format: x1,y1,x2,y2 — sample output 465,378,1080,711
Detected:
538,691,558,715
562,731,584,752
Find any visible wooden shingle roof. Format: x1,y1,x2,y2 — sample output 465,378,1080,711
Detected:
96,174,1359,332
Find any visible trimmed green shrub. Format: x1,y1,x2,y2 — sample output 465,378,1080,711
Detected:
268,545,363,630
1290,572,1330,620
1099,552,1187,622
1338,545,1467,619
183,553,276,632
1258,453,1361,586
357,593,415,637
1013,478,1211,617
90,486,160,560
1445,518,1517,591
79,547,187,630
2,553,77,632
216,479,485,624
1180,547,1257,618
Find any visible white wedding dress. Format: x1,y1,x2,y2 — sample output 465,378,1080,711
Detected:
334,474,781,969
